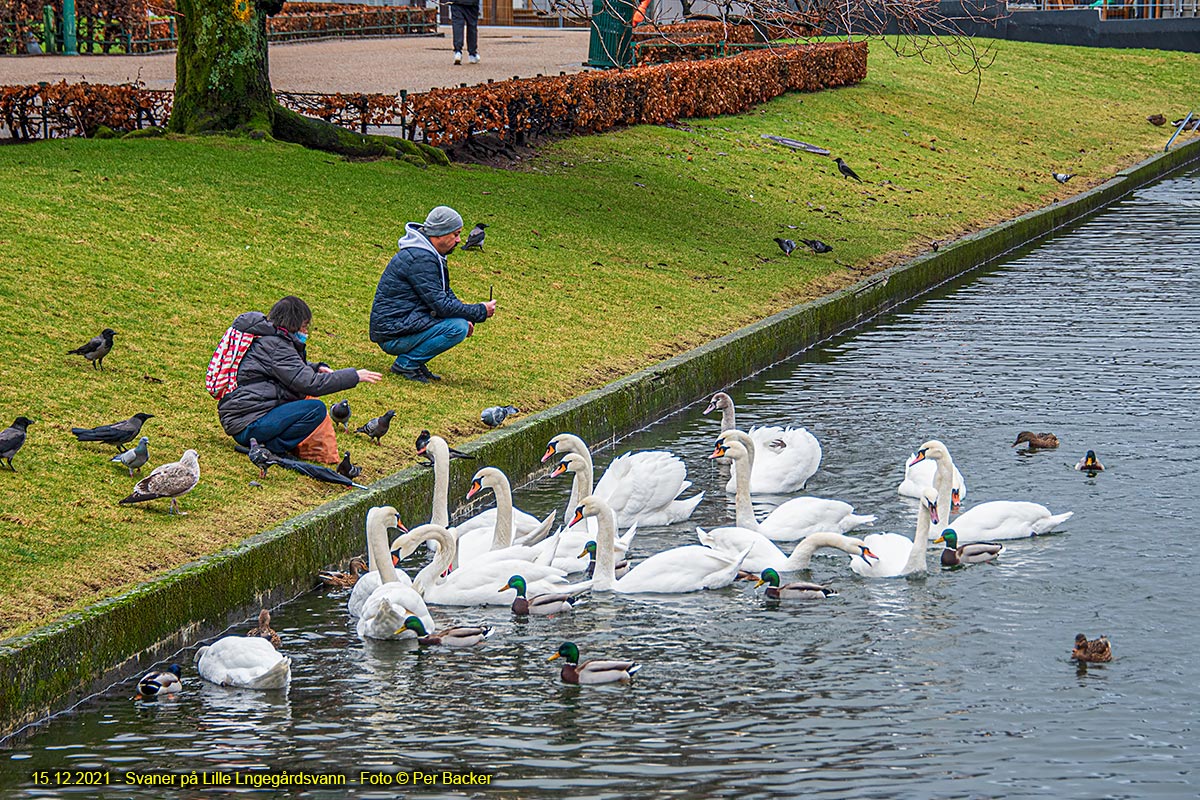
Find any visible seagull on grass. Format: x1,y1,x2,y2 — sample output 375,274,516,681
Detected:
119,449,200,515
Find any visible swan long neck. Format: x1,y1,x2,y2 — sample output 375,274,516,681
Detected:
903,503,933,575
933,454,954,530
785,532,848,570
558,440,594,526
730,445,761,532
411,526,456,593
590,501,618,591
431,438,450,528
721,404,736,433
367,511,401,585
490,473,514,550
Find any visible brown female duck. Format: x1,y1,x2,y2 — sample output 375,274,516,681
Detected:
1072,633,1112,663
1013,431,1059,449
246,609,282,649
316,556,369,589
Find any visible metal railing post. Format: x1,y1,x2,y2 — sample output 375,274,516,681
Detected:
1164,111,1194,151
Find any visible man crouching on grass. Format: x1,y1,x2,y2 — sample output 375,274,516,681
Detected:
369,206,496,384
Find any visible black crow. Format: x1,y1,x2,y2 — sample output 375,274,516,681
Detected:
72,413,154,451
834,157,863,182
67,328,117,370
0,416,33,471
356,410,396,445
461,222,488,251
330,399,351,432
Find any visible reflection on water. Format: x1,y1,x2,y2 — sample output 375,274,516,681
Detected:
3,168,1198,798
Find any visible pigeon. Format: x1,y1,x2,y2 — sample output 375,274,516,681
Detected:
247,438,281,478
24,31,42,56
72,413,154,451
799,238,833,254
461,222,488,251
0,416,33,471
329,399,351,432
1053,172,1075,184
415,429,474,460
356,410,396,445
834,157,863,182
273,455,368,489
336,451,362,480
119,449,200,515
111,436,150,477
481,405,520,428
774,237,796,256
67,328,117,370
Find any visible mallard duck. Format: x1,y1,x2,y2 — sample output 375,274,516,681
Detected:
1013,431,1059,449
933,529,1003,566
136,664,182,698
502,575,586,615
1072,633,1112,663
316,556,369,589
396,616,494,647
754,568,836,600
581,540,631,579
246,609,281,649
549,641,640,685
1075,450,1104,473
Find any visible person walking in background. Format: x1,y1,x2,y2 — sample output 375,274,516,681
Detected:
449,0,480,65
369,206,496,383
217,296,381,456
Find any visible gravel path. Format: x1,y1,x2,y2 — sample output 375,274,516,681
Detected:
0,26,591,94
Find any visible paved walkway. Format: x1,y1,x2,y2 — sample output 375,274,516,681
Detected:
0,26,591,94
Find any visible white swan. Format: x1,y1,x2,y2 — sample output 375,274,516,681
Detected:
546,452,640,568
543,433,703,528
423,434,542,538
712,433,875,540
347,506,412,618
936,501,1073,543
356,507,435,640
704,392,821,494
392,524,580,606
899,439,967,518
697,527,877,575
194,636,291,690
451,467,555,568
571,495,750,593
851,488,939,578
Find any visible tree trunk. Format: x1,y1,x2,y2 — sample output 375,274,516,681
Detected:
168,0,444,165
169,0,274,135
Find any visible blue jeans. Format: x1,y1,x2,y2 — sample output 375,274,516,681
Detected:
234,399,327,454
378,318,470,372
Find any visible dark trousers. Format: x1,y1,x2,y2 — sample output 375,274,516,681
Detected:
450,3,479,56
233,399,327,455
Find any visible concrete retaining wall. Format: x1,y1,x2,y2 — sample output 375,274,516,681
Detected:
2,136,1198,740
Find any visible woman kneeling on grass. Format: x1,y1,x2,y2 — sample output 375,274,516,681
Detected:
218,296,381,457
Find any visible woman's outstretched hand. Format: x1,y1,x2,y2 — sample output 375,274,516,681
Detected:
357,369,383,384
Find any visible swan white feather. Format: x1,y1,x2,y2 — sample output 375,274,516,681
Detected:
194,636,290,690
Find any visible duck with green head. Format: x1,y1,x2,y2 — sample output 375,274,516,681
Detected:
549,641,640,685
1075,450,1104,474
581,541,631,579
136,664,182,699
395,616,493,647
502,575,586,616
932,529,1003,567
754,568,836,600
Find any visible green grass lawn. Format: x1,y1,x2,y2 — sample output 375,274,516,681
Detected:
0,38,1195,637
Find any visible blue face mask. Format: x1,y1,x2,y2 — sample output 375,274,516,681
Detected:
295,332,308,344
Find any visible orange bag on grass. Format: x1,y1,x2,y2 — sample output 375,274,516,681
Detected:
295,399,339,464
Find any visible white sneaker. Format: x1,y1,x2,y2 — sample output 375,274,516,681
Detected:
453,51,462,65
468,54,480,64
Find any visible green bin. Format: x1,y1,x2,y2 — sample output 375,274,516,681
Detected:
587,0,637,69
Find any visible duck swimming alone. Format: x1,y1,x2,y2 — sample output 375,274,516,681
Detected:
1075,450,1104,473
317,556,369,589
1072,633,1112,663
136,664,182,698
1013,431,1059,449
549,641,641,685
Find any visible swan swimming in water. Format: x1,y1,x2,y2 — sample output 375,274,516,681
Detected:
703,392,821,494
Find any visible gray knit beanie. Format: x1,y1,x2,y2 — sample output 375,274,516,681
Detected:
421,205,464,237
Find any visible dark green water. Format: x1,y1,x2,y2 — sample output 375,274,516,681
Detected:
3,167,1198,798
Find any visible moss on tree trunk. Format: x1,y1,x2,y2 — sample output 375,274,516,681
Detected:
168,0,443,165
